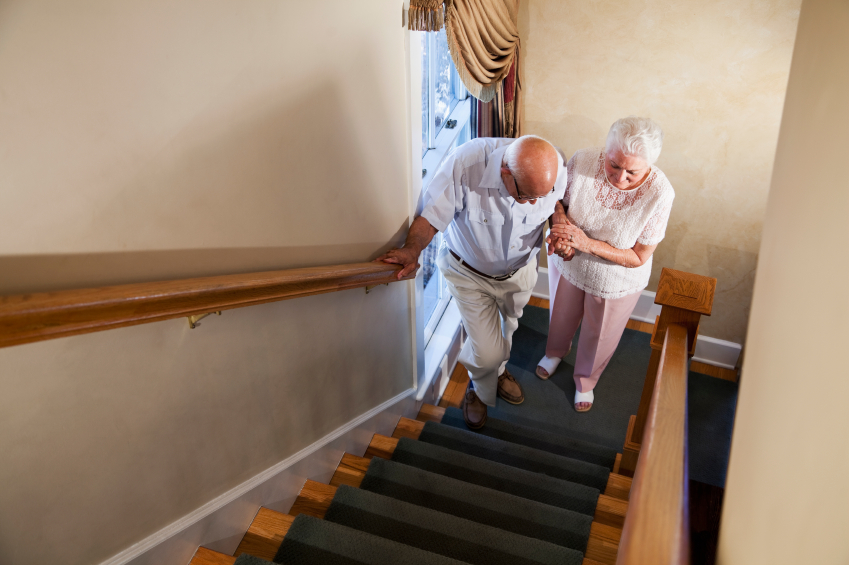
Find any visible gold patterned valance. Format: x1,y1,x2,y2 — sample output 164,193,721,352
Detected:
407,0,520,104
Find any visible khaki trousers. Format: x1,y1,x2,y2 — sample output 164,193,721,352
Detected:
437,248,538,406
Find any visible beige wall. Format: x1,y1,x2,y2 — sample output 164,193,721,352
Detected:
520,0,800,344
0,0,410,293
0,2,413,565
718,0,849,562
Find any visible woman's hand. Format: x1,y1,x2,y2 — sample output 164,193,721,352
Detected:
549,222,594,255
550,236,576,260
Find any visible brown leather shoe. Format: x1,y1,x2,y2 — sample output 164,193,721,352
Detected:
497,369,524,405
462,381,487,429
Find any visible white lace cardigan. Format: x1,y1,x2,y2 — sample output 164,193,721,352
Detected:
551,148,675,299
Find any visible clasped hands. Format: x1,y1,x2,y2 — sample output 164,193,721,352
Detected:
546,214,591,261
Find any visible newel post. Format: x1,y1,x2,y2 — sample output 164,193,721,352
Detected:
618,268,716,478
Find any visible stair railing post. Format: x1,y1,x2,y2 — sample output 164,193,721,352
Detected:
618,268,716,477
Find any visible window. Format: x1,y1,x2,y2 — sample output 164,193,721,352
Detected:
419,29,471,345
421,28,467,154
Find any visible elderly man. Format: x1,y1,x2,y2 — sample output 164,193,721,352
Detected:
378,135,567,429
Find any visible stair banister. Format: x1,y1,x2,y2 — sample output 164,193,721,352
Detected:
0,262,412,348
620,268,716,476
616,322,690,565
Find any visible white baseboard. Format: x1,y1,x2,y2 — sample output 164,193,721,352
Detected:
532,267,741,370
101,389,417,565
532,266,551,300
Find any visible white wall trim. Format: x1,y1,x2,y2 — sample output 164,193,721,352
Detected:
101,388,417,565
532,267,742,370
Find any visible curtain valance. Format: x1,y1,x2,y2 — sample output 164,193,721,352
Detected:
408,0,520,104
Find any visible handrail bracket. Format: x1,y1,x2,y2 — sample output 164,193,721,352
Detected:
187,311,221,329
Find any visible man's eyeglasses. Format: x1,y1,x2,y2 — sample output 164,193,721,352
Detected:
510,173,554,203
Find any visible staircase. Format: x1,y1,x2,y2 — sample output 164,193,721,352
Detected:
189,403,632,565
187,268,715,565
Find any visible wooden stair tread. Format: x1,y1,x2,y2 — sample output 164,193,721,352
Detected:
392,417,425,440
330,453,370,488
190,547,236,565
594,494,628,529
416,404,446,423
604,473,632,500
233,507,294,560
586,533,620,565
288,480,337,519
364,433,398,459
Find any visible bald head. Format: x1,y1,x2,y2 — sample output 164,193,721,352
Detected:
502,135,560,199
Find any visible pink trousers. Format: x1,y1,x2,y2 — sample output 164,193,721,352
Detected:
546,268,642,393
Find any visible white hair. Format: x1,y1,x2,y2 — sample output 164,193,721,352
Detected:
605,117,664,166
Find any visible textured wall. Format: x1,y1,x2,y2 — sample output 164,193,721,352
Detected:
0,2,413,564
520,0,800,343
718,0,849,561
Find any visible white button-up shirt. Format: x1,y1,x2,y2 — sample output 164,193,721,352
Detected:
420,138,568,276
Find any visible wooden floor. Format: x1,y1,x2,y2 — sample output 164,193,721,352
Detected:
529,296,738,383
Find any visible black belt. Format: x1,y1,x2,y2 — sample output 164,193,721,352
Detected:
449,250,518,281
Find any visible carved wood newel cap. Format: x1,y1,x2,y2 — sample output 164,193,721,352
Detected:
654,268,717,315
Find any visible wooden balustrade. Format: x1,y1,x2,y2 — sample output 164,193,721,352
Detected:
619,268,716,477
616,323,690,565
0,262,412,348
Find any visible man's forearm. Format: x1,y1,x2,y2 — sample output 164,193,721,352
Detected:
549,200,568,227
403,216,439,255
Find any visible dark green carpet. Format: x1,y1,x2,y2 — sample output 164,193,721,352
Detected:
274,514,467,564
358,457,593,551
236,555,275,565
493,304,737,487
321,485,583,565
440,408,618,469
390,436,600,515
417,421,611,491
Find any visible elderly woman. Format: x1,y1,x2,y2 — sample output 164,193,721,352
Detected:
538,117,674,412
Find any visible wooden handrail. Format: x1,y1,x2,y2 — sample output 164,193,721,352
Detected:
616,323,690,565
619,268,716,478
0,262,412,349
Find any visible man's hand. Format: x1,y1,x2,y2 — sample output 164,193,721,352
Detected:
546,233,576,261
374,216,438,280
375,247,421,280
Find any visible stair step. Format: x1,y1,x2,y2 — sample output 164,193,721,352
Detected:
393,417,425,440
330,453,371,488
359,456,594,552
604,473,631,500
190,547,237,565
364,433,398,459
288,480,337,519
233,508,295,560
417,404,446,423
593,495,627,530
440,408,619,469
236,485,619,565
323,484,584,565
275,514,467,564
376,426,633,500
416,420,612,492
233,555,273,565
390,436,600,516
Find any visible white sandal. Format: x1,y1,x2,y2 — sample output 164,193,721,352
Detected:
536,356,561,380
536,345,572,380
574,390,594,413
